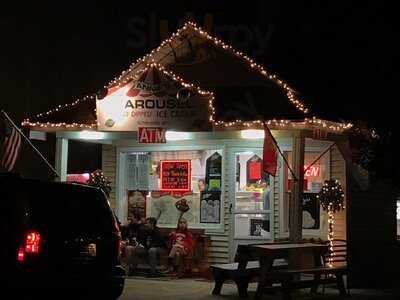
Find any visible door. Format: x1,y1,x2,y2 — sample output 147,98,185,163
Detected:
230,149,274,260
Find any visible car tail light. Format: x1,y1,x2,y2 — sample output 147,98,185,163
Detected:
17,231,42,262
25,231,41,254
17,247,25,262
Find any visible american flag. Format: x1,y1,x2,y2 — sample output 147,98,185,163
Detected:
0,114,22,171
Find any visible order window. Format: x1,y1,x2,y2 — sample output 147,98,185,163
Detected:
234,151,272,239
283,151,329,232
125,150,222,229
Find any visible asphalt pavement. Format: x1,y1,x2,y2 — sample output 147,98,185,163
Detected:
119,277,400,300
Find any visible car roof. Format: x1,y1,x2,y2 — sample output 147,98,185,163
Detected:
0,172,102,194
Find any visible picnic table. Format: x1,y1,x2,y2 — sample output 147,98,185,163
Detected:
237,242,347,300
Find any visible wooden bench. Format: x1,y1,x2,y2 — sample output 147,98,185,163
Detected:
210,243,288,298
266,265,348,300
259,240,349,300
128,228,210,277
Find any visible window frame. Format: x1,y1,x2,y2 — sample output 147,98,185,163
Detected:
232,148,274,240
116,144,226,233
278,145,331,239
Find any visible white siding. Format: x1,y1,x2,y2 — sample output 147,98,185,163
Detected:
207,146,230,264
273,158,281,240
330,145,347,241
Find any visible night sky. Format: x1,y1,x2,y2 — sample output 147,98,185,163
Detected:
1,1,397,179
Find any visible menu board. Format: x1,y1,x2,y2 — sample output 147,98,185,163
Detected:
160,160,191,191
205,152,222,191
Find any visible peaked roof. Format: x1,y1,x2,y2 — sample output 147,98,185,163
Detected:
110,22,309,122
23,22,352,133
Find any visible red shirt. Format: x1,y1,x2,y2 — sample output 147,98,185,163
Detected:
169,230,193,252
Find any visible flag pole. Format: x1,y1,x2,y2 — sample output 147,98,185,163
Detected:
263,121,298,182
303,143,336,175
1,110,60,178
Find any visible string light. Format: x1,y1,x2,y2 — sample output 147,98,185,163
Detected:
21,22,353,133
22,63,215,129
109,21,309,114
317,179,345,267
87,169,112,197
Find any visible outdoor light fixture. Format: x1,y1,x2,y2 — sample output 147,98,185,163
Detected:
241,129,265,139
165,131,190,141
79,130,105,140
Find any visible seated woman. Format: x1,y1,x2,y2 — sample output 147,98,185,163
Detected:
167,217,193,274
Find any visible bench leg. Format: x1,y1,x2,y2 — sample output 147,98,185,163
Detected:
310,273,321,294
335,273,347,296
234,277,249,298
281,279,292,300
212,274,226,295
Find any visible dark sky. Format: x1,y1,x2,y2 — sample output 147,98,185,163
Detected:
0,1,397,177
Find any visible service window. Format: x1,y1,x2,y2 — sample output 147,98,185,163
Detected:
283,151,329,232
125,150,223,229
234,151,272,240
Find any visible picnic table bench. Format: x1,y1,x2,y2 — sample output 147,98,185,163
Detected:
251,242,348,299
266,265,348,300
210,243,288,298
210,241,349,299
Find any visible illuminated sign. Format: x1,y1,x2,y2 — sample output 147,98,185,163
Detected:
67,173,90,184
138,127,166,143
304,165,320,177
96,67,211,132
160,160,191,192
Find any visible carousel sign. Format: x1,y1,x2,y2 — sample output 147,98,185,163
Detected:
96,67,211,132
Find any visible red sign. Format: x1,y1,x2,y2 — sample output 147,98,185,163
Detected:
248,161,262,180
138,127,166,143
160,160,191,192
304,165,320,177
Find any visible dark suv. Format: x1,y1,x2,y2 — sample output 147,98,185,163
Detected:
0,173,125,299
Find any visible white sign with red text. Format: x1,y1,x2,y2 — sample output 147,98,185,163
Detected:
138,127,166,143
96,68,211,132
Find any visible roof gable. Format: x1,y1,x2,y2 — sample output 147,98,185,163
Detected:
111,22,309,121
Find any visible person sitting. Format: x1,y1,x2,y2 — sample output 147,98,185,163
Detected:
167,217,193,275
129,217,167,277
120,210,145,275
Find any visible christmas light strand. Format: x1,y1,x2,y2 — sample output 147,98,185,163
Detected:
214,117,352,132
22,63,216,129
21,22,353,132
108,21,309,114
21,94,96,127
317,179,345,268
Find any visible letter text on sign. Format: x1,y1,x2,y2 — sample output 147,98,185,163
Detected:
138,127,166,143
160,160,191,191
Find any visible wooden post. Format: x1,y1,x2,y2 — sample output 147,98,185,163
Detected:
55,137,68,182
289,131,305,243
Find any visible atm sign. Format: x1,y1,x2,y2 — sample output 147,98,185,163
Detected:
138,127,166,143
